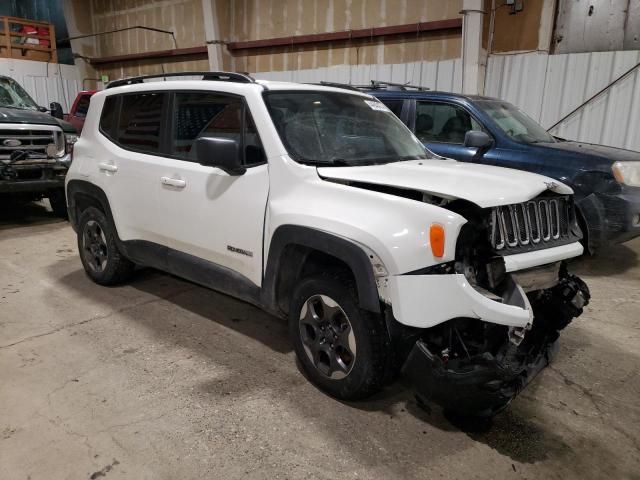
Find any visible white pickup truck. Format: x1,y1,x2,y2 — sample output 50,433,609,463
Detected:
65,72,589,417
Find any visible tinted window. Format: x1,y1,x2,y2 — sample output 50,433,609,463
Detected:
379,99,404,119
172,92,265,165
118,93,165,153
75,94,91,117
99,96,119,139
415,101,483,144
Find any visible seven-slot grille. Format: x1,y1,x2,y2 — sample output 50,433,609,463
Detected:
0,127,62,160
490,196,573,252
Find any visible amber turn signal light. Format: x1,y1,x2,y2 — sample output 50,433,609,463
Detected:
430,224,445,257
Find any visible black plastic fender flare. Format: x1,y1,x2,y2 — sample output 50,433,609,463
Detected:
262,225,381,314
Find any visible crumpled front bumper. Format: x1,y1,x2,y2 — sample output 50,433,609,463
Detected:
387,242,584,330
388,272,534,329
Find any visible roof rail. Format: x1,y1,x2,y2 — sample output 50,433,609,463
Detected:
106,71,255,89
315,81,362,92
364,80,430,91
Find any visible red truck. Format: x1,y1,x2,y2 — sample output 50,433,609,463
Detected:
64,90,96,133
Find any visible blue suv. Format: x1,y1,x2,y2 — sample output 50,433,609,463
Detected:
366,84,640,253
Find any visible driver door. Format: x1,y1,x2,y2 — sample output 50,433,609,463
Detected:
154,91,269,286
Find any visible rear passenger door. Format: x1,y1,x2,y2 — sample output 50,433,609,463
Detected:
413,101,499,164
154,91,269,286
97,91,172,245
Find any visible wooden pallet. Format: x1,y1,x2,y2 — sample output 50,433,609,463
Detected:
0,16,57,63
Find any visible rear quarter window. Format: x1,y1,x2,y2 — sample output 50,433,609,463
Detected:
99,95,119,140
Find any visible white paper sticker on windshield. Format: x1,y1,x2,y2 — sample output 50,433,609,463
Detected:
364,99,391,112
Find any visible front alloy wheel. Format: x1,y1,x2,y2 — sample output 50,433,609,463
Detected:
299,294,357,379
289,272,389,400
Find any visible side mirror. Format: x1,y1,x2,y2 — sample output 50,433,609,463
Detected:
464,130,493,149
50,102,64,119
195,136,246,176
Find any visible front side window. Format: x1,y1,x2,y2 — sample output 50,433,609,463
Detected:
171,92,265,165
264,91,429,166
477,100,555,144
415,101,483,144
117,93,165,154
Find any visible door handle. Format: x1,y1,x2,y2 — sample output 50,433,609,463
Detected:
161,176,186,188
98,162,118,173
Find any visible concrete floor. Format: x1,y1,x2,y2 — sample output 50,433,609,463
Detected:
1,201,639,480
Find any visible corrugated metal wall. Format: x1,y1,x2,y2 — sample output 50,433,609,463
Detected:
485,50,640,151
554,0,640,53
254,58,463,92
0,58,82,112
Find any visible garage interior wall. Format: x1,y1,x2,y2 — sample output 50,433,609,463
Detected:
215,0,462,73
63,0,463,87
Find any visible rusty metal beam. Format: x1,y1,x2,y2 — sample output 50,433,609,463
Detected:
87,46,207,65
226,18,462,51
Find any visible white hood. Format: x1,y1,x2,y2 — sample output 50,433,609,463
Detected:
317,159,573,208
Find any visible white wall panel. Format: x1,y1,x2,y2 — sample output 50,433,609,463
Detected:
0,59,83,112
254,58,463,93
485,50,640,152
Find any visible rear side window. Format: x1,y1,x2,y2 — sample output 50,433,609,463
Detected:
99,96,119,140
171,92,265,166
75,94,91,117
117,93,165,154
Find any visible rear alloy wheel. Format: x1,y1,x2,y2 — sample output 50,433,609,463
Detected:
289,272,389,400
82,220,108,273
77,207,135,285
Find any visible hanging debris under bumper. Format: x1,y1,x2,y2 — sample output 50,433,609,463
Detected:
400,271,590,417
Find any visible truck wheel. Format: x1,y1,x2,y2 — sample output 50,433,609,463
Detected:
77,207,135,285
48,189,68,218
289,272,388,400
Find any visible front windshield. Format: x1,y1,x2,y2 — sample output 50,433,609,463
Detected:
477,100,555,144
264,91,430,165
0,77,39,110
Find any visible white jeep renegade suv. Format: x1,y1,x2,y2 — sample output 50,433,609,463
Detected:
66,72,589,417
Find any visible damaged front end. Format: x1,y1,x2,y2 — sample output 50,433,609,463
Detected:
398,197,590,417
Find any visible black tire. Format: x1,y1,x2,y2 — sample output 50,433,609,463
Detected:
77,206,135,285
48,189,68,218
289,271,389,401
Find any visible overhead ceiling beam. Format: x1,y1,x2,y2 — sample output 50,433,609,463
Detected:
87,45,207,65
226,18,462,51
